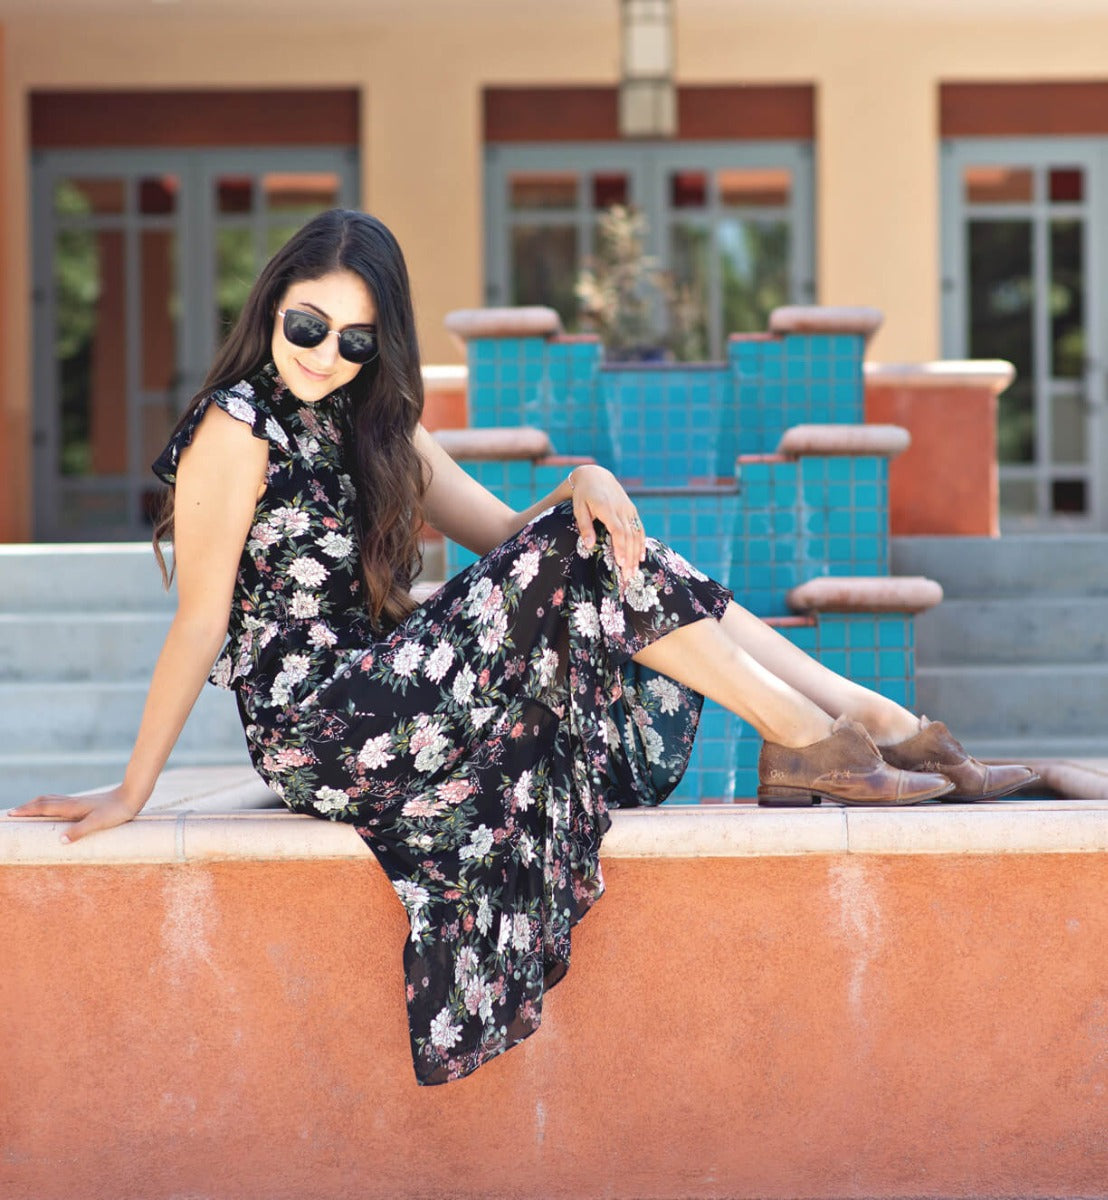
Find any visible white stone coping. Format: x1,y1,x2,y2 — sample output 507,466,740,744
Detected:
3,768,1106,864
769,305,884,340
421,364,468,392
776,423,910,459
865,360,1016,391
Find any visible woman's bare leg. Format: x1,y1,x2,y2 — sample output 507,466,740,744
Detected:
717,602,920,745
632,618,834,748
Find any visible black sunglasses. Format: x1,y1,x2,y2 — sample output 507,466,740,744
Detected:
277,308,379,364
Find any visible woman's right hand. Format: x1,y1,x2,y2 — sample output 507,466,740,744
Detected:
7,786,145,844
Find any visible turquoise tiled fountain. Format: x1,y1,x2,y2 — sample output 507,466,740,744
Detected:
443,311,914,803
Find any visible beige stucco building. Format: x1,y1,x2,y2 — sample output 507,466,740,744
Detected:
2,0,1108,539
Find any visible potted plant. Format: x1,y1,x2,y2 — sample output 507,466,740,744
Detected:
575,205,707,362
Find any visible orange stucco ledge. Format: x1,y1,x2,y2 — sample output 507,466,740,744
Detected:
4,769,1107,865
776,422,910,459
787,574,943,614
768,304,884,341
444,305,563,346
432,426,554,460
864,359,1015,391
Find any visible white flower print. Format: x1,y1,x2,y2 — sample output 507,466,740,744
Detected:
296,434,321,459
308,622,337,649
289,591,320,619
625,572,660,612
572,602,601,640
264,416,290,451
510,549,541,590
513,770,535,811
424,641,455,683
454,946,480,983
271,653,310,705
316,531,354,560
464,976,493,1020
287,556,328,589
411,718,450,773
512,913,532,952
600,596,625,637
313,786,349,814
476,894,493,935
392,642,425,678
470,706,497,730
576,534,595,558
271,506,311,537
452,663,477,706
224,395,257,426
459,824,494,861
247,520,281,550
660,543,708,582
210,655,232,688
647,676,684,716
393,878,430,912
465,577,493,618
642,725,666,765
358,732,395,771
228,380,255,399
534,647,560,690
518,830,536,866
430,1007,463,1051
477,611,508,655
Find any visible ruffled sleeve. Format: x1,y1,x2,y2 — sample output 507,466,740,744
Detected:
152,372,276,487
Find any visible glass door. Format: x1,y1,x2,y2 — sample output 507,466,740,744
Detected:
941,138,1105,529
32,148,357,541
485,141,814,358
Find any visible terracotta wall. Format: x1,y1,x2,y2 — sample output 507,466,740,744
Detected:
3,850,1106,1199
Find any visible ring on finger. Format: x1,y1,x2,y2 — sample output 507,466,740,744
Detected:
629,514,643,531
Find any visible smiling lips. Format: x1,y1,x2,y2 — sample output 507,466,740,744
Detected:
296,358,331,383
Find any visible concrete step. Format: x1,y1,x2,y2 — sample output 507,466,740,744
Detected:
962,735,1108,762
0,612,172,681
0,746,252,809
0,682,245,754
892,534,1108,598
0,544,174,612
914,597,1108,666
915,663,1108,738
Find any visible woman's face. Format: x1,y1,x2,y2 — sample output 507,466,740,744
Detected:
271,268,377,404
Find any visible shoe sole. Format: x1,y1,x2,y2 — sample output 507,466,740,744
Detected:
757,781,955,808
939,771,1041,803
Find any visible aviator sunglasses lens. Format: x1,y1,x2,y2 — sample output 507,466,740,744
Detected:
282,308,378,364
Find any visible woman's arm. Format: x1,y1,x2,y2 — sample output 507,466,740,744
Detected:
7,406,268,843
414,425,646,574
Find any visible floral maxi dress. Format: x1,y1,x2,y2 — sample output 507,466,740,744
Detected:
154,362,732,1085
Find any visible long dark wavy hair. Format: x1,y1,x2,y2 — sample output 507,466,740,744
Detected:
154,209,426,628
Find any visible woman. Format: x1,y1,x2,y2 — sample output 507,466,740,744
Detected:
9,209,1034,1084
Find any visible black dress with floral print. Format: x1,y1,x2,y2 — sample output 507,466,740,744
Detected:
154,362,731,1085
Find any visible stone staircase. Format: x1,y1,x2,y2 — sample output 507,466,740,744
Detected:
893,533,1108,761
0,544,249,808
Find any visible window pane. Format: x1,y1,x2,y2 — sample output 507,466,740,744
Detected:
719,218,789,337
719,168,791,208
670,171,707,209
263,172,340,213
54,228,129,478
509,173,578,211
964,166,1033,205
1049,168,1083,203
999,478,1036,517
1051,390,1087,464
1051,219,1084,379
216,227,255,342
217,176,254,214
968,219,1034,462
671,222,711,360
59,487,128,533
139,175,177,216
55,178,126,216
1051,478,1086,514
140,230,178,394
592,173,629,210
510,225,578,323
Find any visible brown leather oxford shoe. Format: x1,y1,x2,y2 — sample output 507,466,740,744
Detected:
758,715,955,807
880,716,1038,802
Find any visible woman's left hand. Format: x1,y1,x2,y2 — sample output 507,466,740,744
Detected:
569,465,646,575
